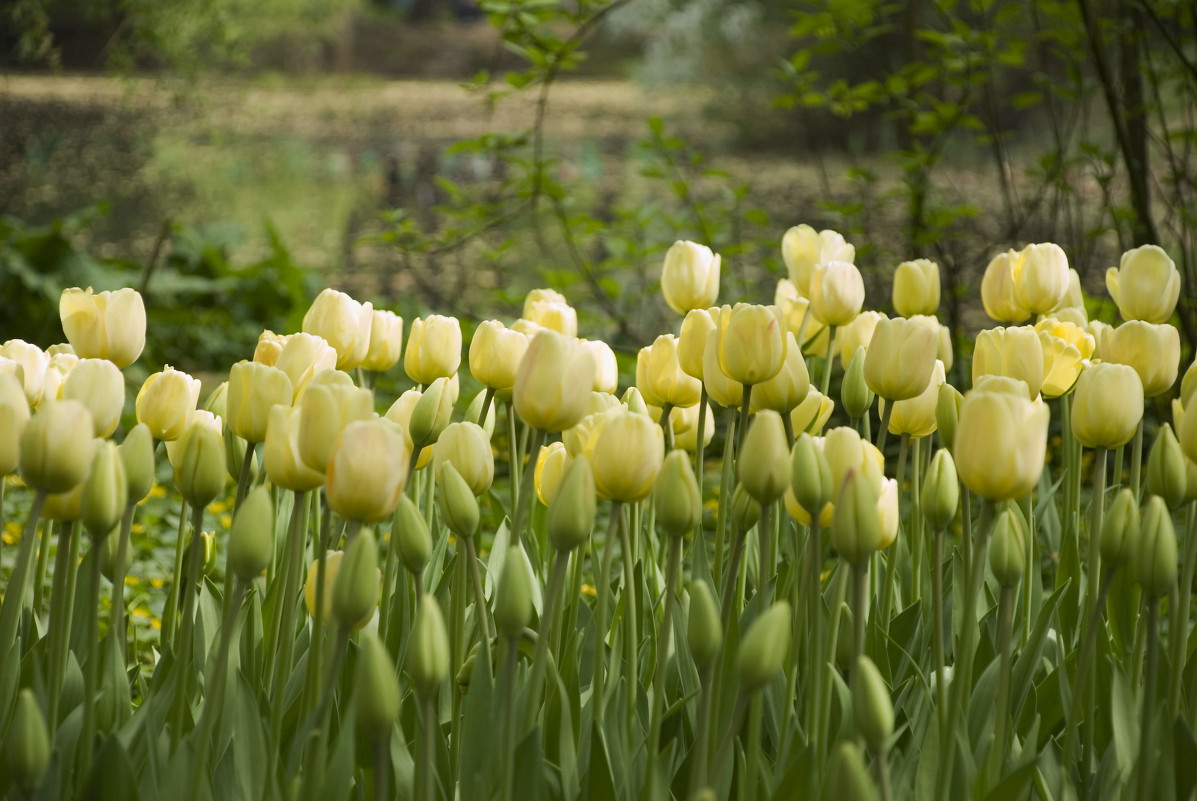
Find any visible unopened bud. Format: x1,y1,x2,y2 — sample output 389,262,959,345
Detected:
174,422,226,508
921,449,959,531
1147,424,1187,510
226,486,274,580
827,741,879,801
81,441,127,540
1136,495,1178,599
119,423,155,504
841,347,875,420
409,376,455,449
333,530,380,630
1100,488,1140,569
687,580,722,669
548,458,596,552
852,655,894,753
438,463,480,538
936,383,964,450
5,689,49,795
989,505,1027,588
832,470,880,566
394,495,432,576
739,411,790,504
731,484,762,533
790,433,832,520
355,632,400,743
655,450,701,538
494,546,533,639
408,595,450,696
736,601,791,691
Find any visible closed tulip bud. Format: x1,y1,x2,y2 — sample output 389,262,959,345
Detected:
5,689,50,795
264,405,325,491
621,386,651,416
433,422,494,496
405,375,454,450
1100,488,1140,569
736,601,792,691
893,258,940,317
165,410,222,474
275,334,338,399
578,339,617,394
877,478,900,550
226,485,274,580
1147,424,1188,510
463,390,498,437
782,224,855,295
326,419,409,523
524,296,578,338
391,496,431,576
173,421,226,508
791,433,832,519
295,379,374,473
548,457,596,552
637,335,702,409
383,390,430,470
59,286,146,368
791,387,835,436
588,411,665,503
355,632,400,742
972,326,1045,399
361,309,404,372
226,360,293,445
739,411,791,503
989,506,1027,587
750,332,810,414
1102,320,1181,398
495,546,533,638
702,327,744,408
523,288,568,314
404,315,462,385
514,331,595,432
115,423,153,504
955,388,1049,501
717,303,787,386
81,441,126,539
1036,319,1094,398
333,529,380,629
882,359,945,438
0,402,23,476
0,340,47,408
678,308,716,380
935,383,963,450
1136,496,1178,599
21,400,96,493
921,449,959,531
136,367,202,441
810,261,865,327
302,288,373,371
838,311,885,369
408,595,450,696
1014,242,1070,314
1107,245,1181,324
731,484,762,532
253,330,286,366
661,240,721,313
833,470,881,565
852,656,894,752
1071,363,1143,450
827,741,878,801
438,463,480,537
687,580,722,668
655,450,701,538
470,321,528,396
61,358,124,438
981,249,1030,323
535,441,571,506
864,316,937,401
306,551,367,627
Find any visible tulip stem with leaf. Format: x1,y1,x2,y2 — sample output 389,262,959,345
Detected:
45,520,78,737
160,497,190,646
1138,599,1161,800
511,428,546,549
592,501,623,723
110,503,138,663
820,325,836,397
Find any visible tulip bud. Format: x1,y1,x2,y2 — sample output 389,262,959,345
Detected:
326,419,410,523
1014,242,1070,315
727,485,761,537
827,741,879,801
810,261,865,327
405,315,463,385
470,320,529,395
173,422,226,508
81,441,126,539
135,367,202,441
841,347,874,420
333,530,380,630
302,288,373,371
982,249,1030,323
1103,320,1181,399
790,387,835,436
972,325,1044,399
438,463,480,538
114,424,153,505
0,340,47,408
883,359,945,439
749,332,810,414
1071,363,1143,450
637,335,702,410
621,386,651,417
955,388,1049,501
227,360,293,444
226,486,274,580
716,303,787,386
495,546,533,639
264,405,325,492
1106,244,1181,324
736,601,792,691
20,400,96,493
514,331,595,433
535,442,571,507
361,309,404,372
837,311,885,369
355,632,400,742
394,495,432,576
989,505,1027,588
935,383,963,450
738,411,790,504
1147,424,1188,510
892,258,940,317
702,327,744,408
921,449,959,531
678,309,716,380
864,317,937,401
852,655,894,753
661,240,721,314
1100,488,1140,569
61,358,125,438
0,401,24,476
832,470,880,566
790,433,832,521
408,595,450,696
59,286,147,368
404,375,453,451
524,290,578,337
433,422,494,496
687,580,722,669
588,411,665,503
548,457,597,552
655,450,701,538
782,225,855,295
5,689,50,795
275,333,338,399
1136,496,1178,599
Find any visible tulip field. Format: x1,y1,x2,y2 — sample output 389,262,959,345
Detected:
0,231,1193,801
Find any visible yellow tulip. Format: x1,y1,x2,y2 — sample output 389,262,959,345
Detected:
1101,320,1180,398
384,390,433,470
1071,362,1143,450
275,333,338,400
404,315,462,386
301,288,373,371
739,411,791,503
360,309,404,372
837,311,885,369
661,240,720,314
882,360,945,438
513,330,595,432
702,327,744,408
781,224,855,296
172,418,226,508
716,303,787,386
469,321,529,396
1013,242,1069,315
892,259,940,317
981,249,1030,323
305,550,379,629
636,335,700,409
1035,319,1093,398
325,419,409,523
0,341,48,408
790,387,835,436
678,308,717,381
432,422,494,495
809,261,865,327
774,278,828,355
20,400,96,493
586,410,665,502
61,358,124,438
876,477,900,550
580,339,619,394
863,316,937,401
1051,268,1086,319
908,315,954,372
296,380,374,472
226,360,293,444
749,331,810,414
971,325,1044,399
670,401,715,451
524,293,577,338
1106,244,1181,324
253,330,287,367
135,366,201,441
58,286,146,368
535,441,572,506
40,351,76,405
954,387,1049,500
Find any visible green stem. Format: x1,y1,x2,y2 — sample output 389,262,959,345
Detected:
511,428,546,550
659,402,674,451
986,585,1016,789
477,386,496,430
820,326,837,397
77,535,106,784
268,490,309,739
525,548,569,726
170,504,207,749
806,521,824,741
507,403,520,516
713,409,737,589
620,502,639,742
1081,448,1108,773
878,753,895,801
464,537,493,680
737,385,753,456
742,692,764,798
1138,600,1160,800
374,739,389,801
1062,569,1115,778
647,535,683,762
45,520,77,736
303,507,334,722
421,693,437,801
853,561,869,666
932,528,947,736
500,640,519,801
31,519,52,617
110,504,137,665
691,389,708,579
876,401,894,456
720,525,748,631
234,444,255,511
689,666,715,799
818,566,849,765
911,437,924,601
1130,418,1144,500
161,496,190,647
593,502,622,723
757,503,775,606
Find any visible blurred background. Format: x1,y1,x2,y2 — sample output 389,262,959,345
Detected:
2,0,1196,379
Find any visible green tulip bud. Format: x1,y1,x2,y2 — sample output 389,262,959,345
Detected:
736,601,791,692
355,632,400,743
620,386,650,417
494,546,533,639
5,689,50,795
409,376,455,450
836,602,855,670
790,433,832,519
548,457,596,552
687,579,722,669
852,655,894,753
119,423,156,504
1147,424,1187,510
408,595,450,696
438,463,480,538
988,505,1026,588
226,486,274,580
463,388,497,435
333,529,380,630
738,411,791,504
394,495,432,576
936,383,964,450
1100,488,1140,569
1136,495,1178,599
224,424,256,488
832,470,880,566
100,529,130,581
202,530,218,575
841,347,875,420
731,484,762,533
0,401,24,477
20,400,96,493
827,741,879,801
921,449,959,531
173,422,227,508
655,450,701,538
81,441,127,540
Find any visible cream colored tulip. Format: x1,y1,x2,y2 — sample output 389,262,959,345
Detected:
302,288,373,371
61,358,125,438
883,360,945,439
585,410,665,503
535,441,572,506
524,289,577,338
254,330,287,367
670,401,715,451
863,317,937,401
716,303,787,386
1107,245,1181,324
405,315,462,385
1013,243,1070,315
0,341,48,408
264,405,325,492
297,380,374,472
513,330,595,432
1102,320,1181,398
809,261,865,327
702,328,744,408
750,331,810,414
661,240,720,314
981,249,1030,323
954,388,1049,500
135,367,202,441
361,309,404,372
774,278,829,356
469,321,528,395
972,326,1045,399
678,308,717,381
892,259,940,317
837,311,885,369
781,225,855,296
580,339,619,394
58,286,146,368
325,419,410,523
226,360,293,444
790,387,835,436
275,333,339,400
384,390,433,471
433,422,494,496
1072,363,1143,450
1035,319,1094,398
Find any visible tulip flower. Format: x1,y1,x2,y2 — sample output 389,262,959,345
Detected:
836,311,885,369
1013,242,1070,315
1107,244,1181,323
469,321,529,396
325,419,410,523
535,441,572,506
274,333,338,399
20,400,96,493
637,334,702,409
360,309,404,372
1035,319,1094,398
954,387,1049,501
716,303,787,386
971,325,1045,399
790,386,835,435
384,390,433,471
775,278,829,353
302,288,374,371
981,249,1030,323
678,308,717,380
702,328,744,408
908,314,954,372
226,360,293,444
660,240,721,314
585,410,665,503
739,411,791,504
882,359,945,439
80,441,127,538
863,316,937,401
1101,320,1180,398
655,450,701,537
810,260,865,327
1070,362,1143,450
781,224,855,295
579,339,619,394
408,375,458,450
405,315,462,385
61,358,125,438
134,366,200,442
264,405,326,492
892,258,940,317
514,330,595,432
296,379,373,471
58,286,146,368
305,550,379,629
749,332,810,414
524,288,578,337
0,340,48,408
670,400,715,451
432,421,494,495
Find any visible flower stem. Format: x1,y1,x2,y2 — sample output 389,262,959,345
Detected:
820,326,837,397
511,428,546,550
465,537,493,680
110,504,137,665
525,548,569,727
593,503,622,723
853,561,869,666
932,528,947,735
619,503,640,742
876,401,894,455
1138,600,1161,800
161,496,189,646
78,535,106,783
647,535,682,762
986,585,1016,789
